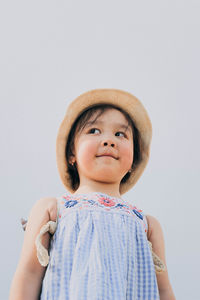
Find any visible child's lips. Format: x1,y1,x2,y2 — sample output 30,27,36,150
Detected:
97,154,118,160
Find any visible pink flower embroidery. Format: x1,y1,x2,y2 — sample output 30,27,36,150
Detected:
98,196,116,207
129,204,143,213
63,195,72,201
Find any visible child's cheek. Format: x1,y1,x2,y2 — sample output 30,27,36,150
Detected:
76,140,97,163
121,143,134,165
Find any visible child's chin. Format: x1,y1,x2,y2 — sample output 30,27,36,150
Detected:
94,171,120,182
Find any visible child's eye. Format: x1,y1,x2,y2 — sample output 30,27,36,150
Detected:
88,128,126,138
88,128,100,134
116,131,126,138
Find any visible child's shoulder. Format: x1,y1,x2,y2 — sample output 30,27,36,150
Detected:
145,214,163,241
28,196,58,225
36,196,58,222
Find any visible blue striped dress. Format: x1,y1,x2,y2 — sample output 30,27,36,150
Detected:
40,191,160,300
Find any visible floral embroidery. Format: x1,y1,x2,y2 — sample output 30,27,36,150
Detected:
65,200,78,208
58,192,148,233
115,203,125,209
61,192,144,221
132,209,143,220
129,204,143,213
98,196,116,207
87,200,96,205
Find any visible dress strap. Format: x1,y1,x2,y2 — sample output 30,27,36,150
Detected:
148,240,166,273
143,214,166,273
35,197,60,267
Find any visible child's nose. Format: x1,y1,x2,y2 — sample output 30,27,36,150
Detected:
104,141,115,147
102,138,116,147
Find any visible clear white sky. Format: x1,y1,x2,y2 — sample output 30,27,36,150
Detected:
1,1,199,299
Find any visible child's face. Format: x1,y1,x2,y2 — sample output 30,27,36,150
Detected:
70,108,134,188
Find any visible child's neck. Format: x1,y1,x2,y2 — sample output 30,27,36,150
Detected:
73,185,122,200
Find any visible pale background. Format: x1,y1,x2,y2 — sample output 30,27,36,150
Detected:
1,1,200,299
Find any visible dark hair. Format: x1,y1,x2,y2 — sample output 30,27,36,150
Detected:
65,104,142,191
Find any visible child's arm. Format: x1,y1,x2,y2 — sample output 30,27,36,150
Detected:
9,197,57,300
146,215,176,300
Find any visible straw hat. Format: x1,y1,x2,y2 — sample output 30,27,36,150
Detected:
56,88,152,195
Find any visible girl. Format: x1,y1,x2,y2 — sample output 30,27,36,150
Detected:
9,89,176,300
